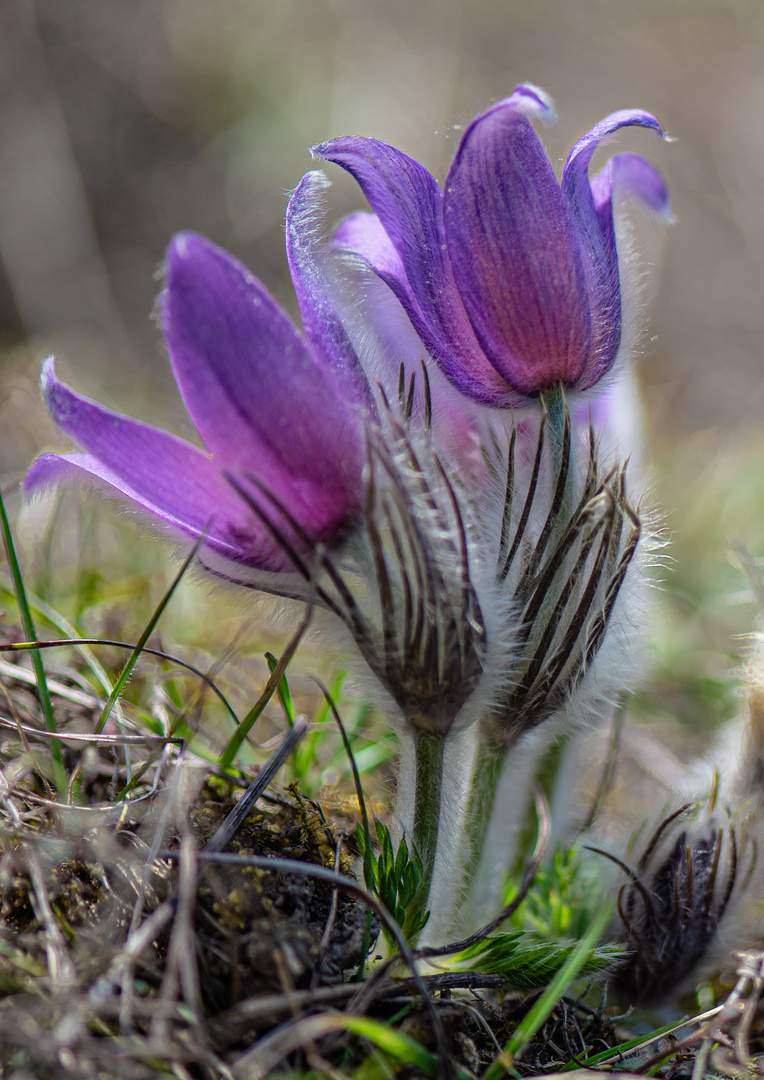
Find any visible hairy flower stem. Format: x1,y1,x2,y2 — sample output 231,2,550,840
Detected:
456,735,505,906
404,731,445,939
453,394,575,926
546,386,574,537
510,738,565,877
546,387,566,467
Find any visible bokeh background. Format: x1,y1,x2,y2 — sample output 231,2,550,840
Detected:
2,0,764,744
2,0,764,454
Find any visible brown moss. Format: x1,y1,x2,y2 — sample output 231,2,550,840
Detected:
186,784,372,1009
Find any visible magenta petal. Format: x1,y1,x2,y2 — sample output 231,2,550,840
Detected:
444,100,591,394
162,232,361,490
30,369,300,571
317,138,520,405
285,172,372,408
35,360,359,571
26,452,297,571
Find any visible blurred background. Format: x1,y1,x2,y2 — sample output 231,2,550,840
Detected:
2,0,764,740
2,0,763,457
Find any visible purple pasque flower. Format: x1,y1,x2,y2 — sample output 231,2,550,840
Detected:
25,175,370,578
314,84,671,407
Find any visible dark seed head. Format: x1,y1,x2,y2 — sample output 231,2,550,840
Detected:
606,802,750,1004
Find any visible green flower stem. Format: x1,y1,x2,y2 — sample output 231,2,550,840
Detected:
510,736,565,879
458,729,568,924
459,736,504,894
545,385,573,527
404,730,445,939
545,386,566,463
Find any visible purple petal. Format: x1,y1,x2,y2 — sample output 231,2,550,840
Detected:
590,152,671,221
313,136,446,309
563,108,665,185
28,374,291,571
26,451,297,571
32,360,359,572
285,172,373,408
561,111,668,387
444,98,591,394
162,232,362,491
315,136,520,405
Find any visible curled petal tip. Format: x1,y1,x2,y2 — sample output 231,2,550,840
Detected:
40,357,74,424
293,168,331,194
286,170,332,236
309,139,334,160
509,82,557,125
40,355,56,388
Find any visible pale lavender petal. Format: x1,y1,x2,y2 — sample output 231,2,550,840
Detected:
590,152,671,221
285,172,372,408
34,360,358,571
333,211,415,308
332,210,440,367
162,232,362,490
316,137,520,404
561,112,667,387
444,99,591,394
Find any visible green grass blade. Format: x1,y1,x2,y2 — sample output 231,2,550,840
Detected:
560,1007,723,1071
484,905,612,1080
95,534,204,734
313,678,377,976
314,678,374,890
219,614,308,769
232,1012,474,1080
0,580,118,703
265,651,296,724
293,668,346,787
0,489,65,787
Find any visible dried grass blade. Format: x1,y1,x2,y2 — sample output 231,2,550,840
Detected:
0,581,119,707
3,636,239,726
172,848,452,1076
22,841,76,987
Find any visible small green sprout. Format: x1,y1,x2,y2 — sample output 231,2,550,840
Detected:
356,819,430,948
456,930,622,991
505,843,603,940
455,844,622,992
